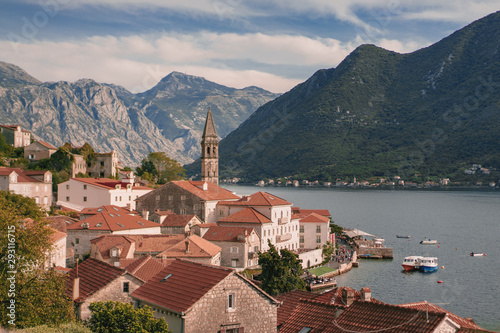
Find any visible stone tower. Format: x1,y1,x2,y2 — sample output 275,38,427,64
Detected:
201,108,219,185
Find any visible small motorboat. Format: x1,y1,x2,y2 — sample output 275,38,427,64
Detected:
401,256,423,271
419,257,438,273
470,252,486,257
397,235,410,239
420,239,437,245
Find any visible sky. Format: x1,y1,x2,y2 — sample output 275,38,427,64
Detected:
0,1,498,93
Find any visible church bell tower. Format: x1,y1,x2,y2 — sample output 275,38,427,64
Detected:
201,108,219,185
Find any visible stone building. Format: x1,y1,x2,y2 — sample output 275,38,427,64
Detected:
201,108,219,185
136,180,239,223
131,259,279,333
65,258,144,320
0,167,53,209
0,124,32,147
24,140,57,161
202,225,260,271
87,151,120,178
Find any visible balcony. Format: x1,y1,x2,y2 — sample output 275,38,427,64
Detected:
276,233,292,243
278,217,289,225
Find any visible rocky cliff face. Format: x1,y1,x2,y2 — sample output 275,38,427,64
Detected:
0,64,278,166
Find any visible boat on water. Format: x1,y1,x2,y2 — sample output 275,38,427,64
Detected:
470,252,486,257
419,257,438,273
401,256,423,271
420,239,437,245
397,235,410,239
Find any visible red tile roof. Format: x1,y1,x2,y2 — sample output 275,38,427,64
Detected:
91,235,135,259
80,205,136,216
457,329,498,333
123,255,167,282
218,207,271,224
203,226,255,242
70,178,153,191
37,140,57,149
0,167,48,182
312,287,380,308
0,124,31,133
275,290,318,327
218,191,291,206
49,227,67,242
170,180,240,201
299,212,330,224
323,301,448,333
152,210,175,216
130,259,234,313
156,235,221,259
398,301,482,330
161,214,198,227
67,212,160,232
292,207,332,218
65,258,127,303
45,215,78,233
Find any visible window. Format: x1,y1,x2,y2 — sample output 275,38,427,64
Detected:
43,197,48,204
316,236,322,244
230,246,239,254
29,154,34,159
316,225,321,233
123,282,129,293
181,195,186,201
66,196,70,201
300,236,304,243
180,208,187,215
300,225,304,233
66,184,69,190
228,293,235,310
83,196,87,202
231,259,238,267
168,195,173,201
100,161,104,167
156,195,160,202
35,197,40,204
75,238,80,245
219,210,224,216
83,184,87,190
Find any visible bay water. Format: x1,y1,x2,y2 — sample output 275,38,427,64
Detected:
222,185,500,331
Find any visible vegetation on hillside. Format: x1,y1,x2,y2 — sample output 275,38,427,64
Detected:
136,152,186,186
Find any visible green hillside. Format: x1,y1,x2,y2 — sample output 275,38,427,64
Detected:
205,11,500,182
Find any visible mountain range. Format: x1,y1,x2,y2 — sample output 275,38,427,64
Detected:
187,10,500,182
0,65,279,166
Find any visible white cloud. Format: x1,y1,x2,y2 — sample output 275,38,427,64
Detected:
0,31,361,93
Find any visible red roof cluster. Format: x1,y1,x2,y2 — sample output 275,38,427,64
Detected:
0,167,49,183
122,255,167,282
161,214,198,227
203,225,255,242
170,180,240,201
299,212,330,224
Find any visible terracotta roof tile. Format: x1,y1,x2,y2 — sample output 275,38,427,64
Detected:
44,215,78,233
398,301,482,330
37,140,57,149
161,214,198,227
80,205,136,216
49,227,67,242
279,299,342,333
152,210,175,216
218,207,271,224
123,255,168,282
203,226,255,242
312,287,381,308
67,212,160,232
0,167,47,182
65,258,126,303
170,180,239,201
292,207,332,218
275,290,318,327
218,191,291,206
299,213,330,223
91,235,135,259
156,235,221,259
70,178,153,191
131,259,233,313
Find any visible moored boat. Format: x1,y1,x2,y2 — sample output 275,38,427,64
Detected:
470,252,486,257
420,239,437,245
401,256,423,271
418,257,438,273
397,235,410,239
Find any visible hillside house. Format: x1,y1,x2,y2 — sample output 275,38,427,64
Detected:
24,140,57,161
66,212,161,260
57,177,152,211
131,259,279,333
0,124,32,147
216,192,299,252
136,180,239,223
45,226,67,269
202,225,260,271
65,258,144,320
0,167,52,209
87,151,120,178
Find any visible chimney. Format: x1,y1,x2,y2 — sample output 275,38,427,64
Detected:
360,287,372,301
203,182,208,191
342,288,355,306
73,277,80,301
142,209,149,220
185,240,190,254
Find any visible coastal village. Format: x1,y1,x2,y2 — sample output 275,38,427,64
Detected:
0,113,497,333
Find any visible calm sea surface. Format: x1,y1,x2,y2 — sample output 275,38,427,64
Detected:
222,185,500,331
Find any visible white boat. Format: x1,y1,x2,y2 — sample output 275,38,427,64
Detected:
418,257,438,273
420,239,437,245
401,256,423,271
470,252,486,257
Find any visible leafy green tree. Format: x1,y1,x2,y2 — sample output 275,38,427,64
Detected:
87,301,171,333
136,152,185,185
258,241,306,296
0,191,75,328
322,241,336,264
330,222,343,237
